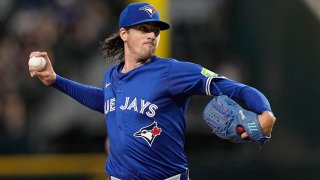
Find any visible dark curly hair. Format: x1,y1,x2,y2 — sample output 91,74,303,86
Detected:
99,32,124,63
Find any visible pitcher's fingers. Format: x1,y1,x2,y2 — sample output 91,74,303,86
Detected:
30,71,40,78
29,51,41,58
38,52,51,64
241,132,249,140
32,71,43,77
38,52,48,58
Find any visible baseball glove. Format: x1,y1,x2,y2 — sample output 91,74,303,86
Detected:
203,95,270,144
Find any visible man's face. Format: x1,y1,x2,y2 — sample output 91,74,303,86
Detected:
121,23,160,61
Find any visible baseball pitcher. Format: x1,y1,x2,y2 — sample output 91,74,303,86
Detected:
29,2,276,180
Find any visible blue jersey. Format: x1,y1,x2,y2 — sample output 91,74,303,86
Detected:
52,56,271,179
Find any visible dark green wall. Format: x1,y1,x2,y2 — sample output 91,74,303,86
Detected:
231,0,320,144
187,1,320,179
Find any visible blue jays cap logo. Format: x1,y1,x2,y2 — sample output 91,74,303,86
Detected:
134,121,162,147
119,2,170,30
139,5,157,17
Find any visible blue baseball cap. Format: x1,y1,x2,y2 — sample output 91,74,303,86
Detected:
119,2,170,30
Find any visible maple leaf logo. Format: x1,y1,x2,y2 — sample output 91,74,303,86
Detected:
151,126,162,136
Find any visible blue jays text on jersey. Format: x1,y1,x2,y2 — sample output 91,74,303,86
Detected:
104,97,158,118
52,56,271,179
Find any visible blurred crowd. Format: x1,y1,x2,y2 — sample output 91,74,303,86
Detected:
0,0,123,153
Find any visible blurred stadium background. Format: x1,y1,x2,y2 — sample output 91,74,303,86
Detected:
0,0,319,179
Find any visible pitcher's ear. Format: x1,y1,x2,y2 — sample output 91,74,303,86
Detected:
119,28,128,42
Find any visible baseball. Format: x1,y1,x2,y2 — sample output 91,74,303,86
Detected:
236,126,246,135
28,56,46,71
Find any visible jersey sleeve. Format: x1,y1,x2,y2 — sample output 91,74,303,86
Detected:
210,78,272,114
51,75,104,113
166,60,272,114
166,60,225,96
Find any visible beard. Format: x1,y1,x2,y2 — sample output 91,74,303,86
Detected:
139,44,156,60
130,43,157,63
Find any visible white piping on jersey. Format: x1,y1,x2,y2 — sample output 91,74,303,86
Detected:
105,83,111,88
206,76,214,96
164,173,181,180
110,173,188,180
